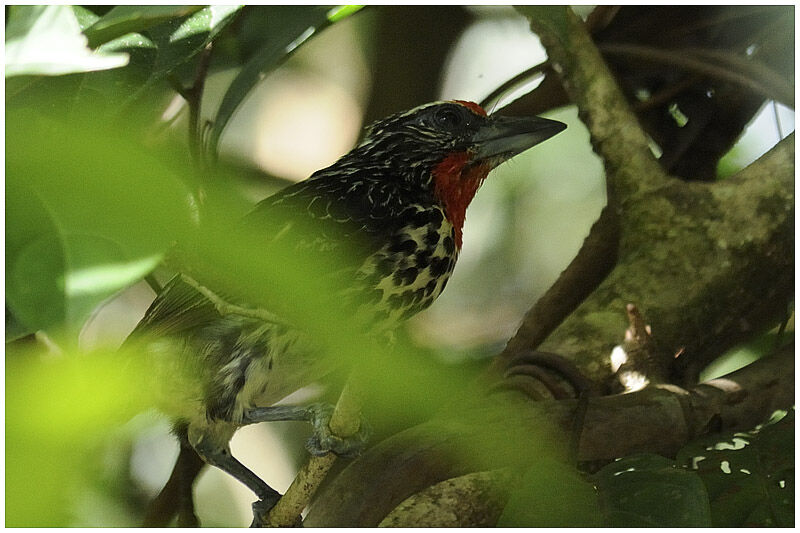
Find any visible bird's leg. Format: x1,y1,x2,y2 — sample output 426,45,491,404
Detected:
142,442,204,527
175,445,203,527
191,438,281,526
242,403,370,457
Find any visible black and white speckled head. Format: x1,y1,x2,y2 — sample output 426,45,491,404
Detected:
345,101,491,184
338,100,567,192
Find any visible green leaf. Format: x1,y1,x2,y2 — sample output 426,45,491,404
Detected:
146,5,243,78
6,181,67,334
208,5,354,157
75,5,243,116
327,5,365,22
6,109,192,341
8,235,67,332
5,5,129,77
676,409,794,527
74,31,160,123
497,458,603,527
6,345,152,526
70,5,100,31
594,453,713,527
61,234,163,330
83,5,203,48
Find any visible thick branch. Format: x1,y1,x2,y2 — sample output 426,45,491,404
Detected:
306,344,793,527
533,135,793,383
378,469,514,527
503,11,795,381
520,6,669,200
308,6,794,527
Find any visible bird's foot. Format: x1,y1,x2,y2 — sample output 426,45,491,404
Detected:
304,403,371,458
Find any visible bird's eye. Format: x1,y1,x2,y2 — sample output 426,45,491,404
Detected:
433,108,464,129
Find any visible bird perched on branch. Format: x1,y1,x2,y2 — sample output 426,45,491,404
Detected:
134,100,566,526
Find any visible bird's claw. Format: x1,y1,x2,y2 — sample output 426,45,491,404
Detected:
305,403,371,458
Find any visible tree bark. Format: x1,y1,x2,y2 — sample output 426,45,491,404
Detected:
306,344,793,526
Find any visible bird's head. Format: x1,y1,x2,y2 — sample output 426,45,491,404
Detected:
353,100,567,247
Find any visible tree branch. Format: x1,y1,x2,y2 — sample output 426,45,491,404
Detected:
378,469,514,527
264,378,363,526
306,343,793,526
520,6,669,201
599,43,794,108
504,7,794,385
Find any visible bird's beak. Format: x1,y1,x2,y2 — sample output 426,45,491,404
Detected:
472,115,566,162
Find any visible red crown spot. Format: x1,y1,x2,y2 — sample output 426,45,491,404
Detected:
432,152,490,250
452,100,487,117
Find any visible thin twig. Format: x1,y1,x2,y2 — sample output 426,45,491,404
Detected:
633,74,702,111
479,61,551,111
265,378,363,526
186,43,215,168
600,43,794,108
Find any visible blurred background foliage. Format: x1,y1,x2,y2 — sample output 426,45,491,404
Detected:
5,5,794,527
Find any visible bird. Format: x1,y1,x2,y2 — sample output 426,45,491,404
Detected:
132,100,566,526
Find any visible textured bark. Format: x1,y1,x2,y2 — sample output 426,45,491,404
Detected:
306,345,793,526
378,470,513,527
529,135,793,385
503,7,794,385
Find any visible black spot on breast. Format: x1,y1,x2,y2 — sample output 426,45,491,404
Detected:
372,310,391,323
425,279,438,296
414,249,432,268
387,293,402,309
430,209,444,225
411,210,430,227
390,238,417,254
377,256,395,276
429,256,449,278
401,290,415,307
393,267,419,286
424,228,440,247
443,235,455,254
400,307,418,320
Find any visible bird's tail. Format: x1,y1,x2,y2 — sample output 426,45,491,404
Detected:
142,423,206,527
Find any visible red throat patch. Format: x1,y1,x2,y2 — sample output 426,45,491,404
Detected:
432,152,490,250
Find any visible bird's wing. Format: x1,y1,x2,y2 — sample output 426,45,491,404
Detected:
127,275,219,341
243,168,415,265
130,168,416,340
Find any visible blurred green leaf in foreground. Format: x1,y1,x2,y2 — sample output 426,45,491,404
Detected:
5,5,129,77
